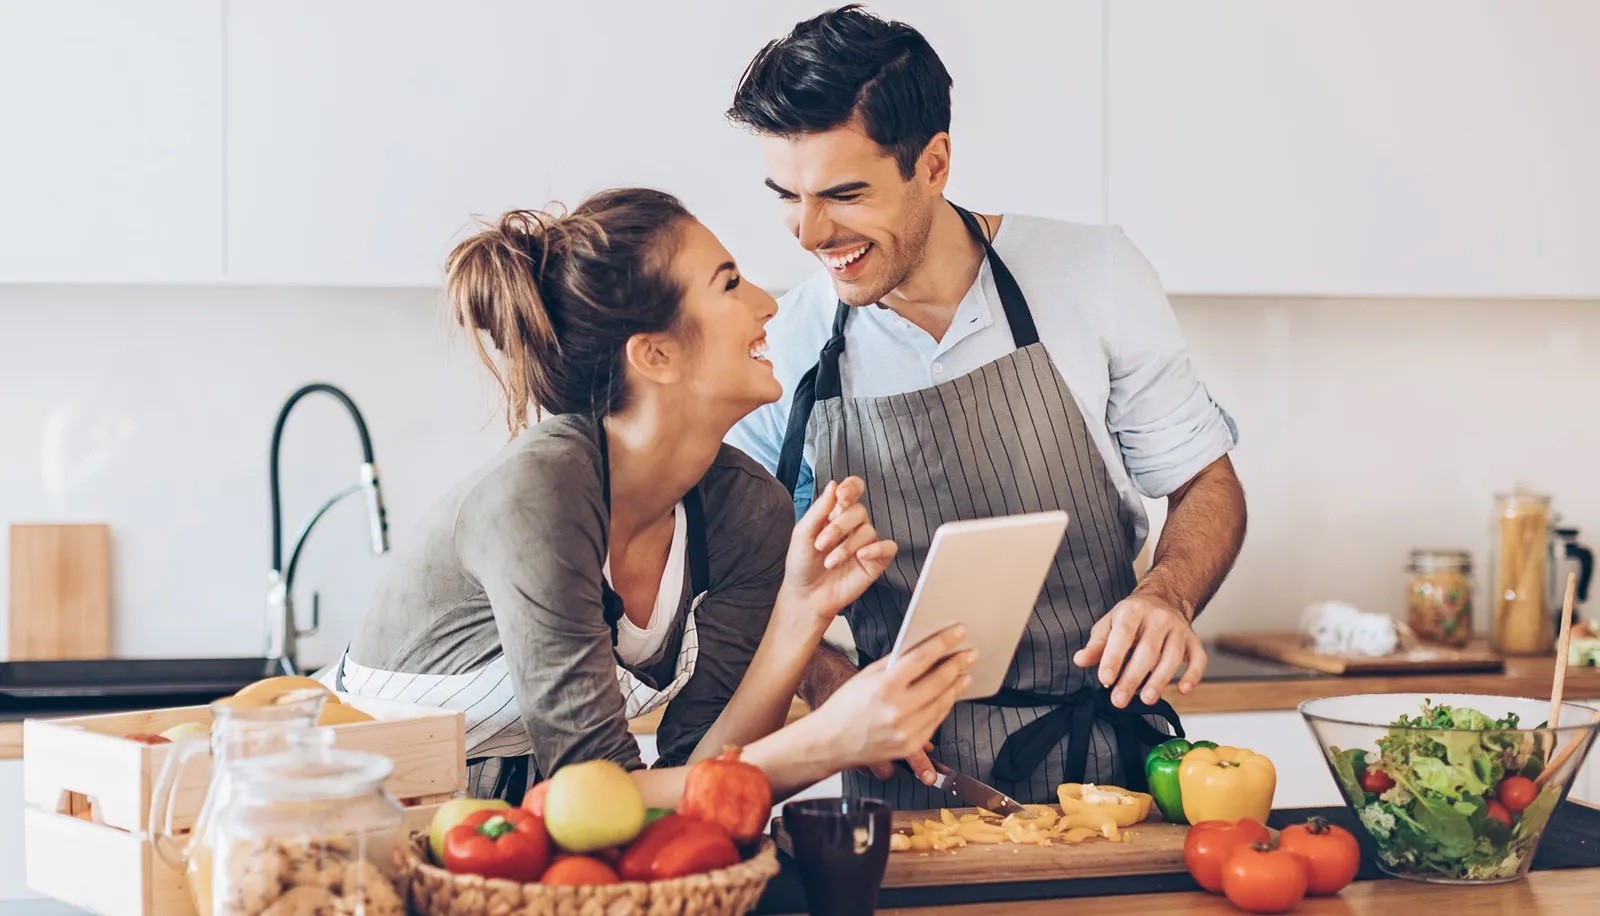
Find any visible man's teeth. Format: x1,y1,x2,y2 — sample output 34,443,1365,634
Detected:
749,340,769,360
823,243,871,270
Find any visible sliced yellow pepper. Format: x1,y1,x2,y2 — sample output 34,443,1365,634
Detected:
1056,783,1154,827
1176,745,1276,824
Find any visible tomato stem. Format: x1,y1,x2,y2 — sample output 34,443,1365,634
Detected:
478,816,515,840
1305,816,1328,835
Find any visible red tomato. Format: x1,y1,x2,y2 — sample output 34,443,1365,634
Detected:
521,780,552,818
1184,818,1272,894
1497,776,1538,815
1222,843,1310,914
1277,816,1360,895
540,855,620,886
1486,800,1512,826
1359,767,1395,794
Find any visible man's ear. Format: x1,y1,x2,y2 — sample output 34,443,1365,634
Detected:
919,132,953,194
623,331,682,387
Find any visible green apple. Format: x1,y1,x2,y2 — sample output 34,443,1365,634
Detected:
158,722,210,742
427,797,511,864
544,759,645,852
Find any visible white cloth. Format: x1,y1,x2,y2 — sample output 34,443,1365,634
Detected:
726,214,1238,550
610,503,686,667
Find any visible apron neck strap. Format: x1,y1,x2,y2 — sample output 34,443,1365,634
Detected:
949,203,1041,349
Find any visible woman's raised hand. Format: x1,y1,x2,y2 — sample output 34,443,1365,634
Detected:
780,477,898,621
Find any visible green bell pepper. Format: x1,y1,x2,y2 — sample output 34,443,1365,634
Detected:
1144,738,1217,824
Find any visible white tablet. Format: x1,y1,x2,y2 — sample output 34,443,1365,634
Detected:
885,511,1069,701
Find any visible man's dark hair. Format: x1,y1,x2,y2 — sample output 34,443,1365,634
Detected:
727,4,953,179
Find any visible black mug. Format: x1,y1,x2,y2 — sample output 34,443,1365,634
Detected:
783,797,892,916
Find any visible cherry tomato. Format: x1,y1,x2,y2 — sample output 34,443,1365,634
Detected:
540,855,620,886
1359,767,1395,794
1277,816,1360,895
1486,800,1512,826
1184,818,1272,894
1497,776,1538,814
1222,842,1310,914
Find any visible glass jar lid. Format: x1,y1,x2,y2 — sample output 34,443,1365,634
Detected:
230,730,393,802
1407,548,1472,574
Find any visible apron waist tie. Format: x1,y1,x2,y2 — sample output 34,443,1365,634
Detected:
980,686,1183,792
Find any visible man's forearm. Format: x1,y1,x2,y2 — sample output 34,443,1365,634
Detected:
1138,455,1246,620
797,640,857,709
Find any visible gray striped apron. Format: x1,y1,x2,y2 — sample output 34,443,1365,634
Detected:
775,204,1181,808
324,427,710,805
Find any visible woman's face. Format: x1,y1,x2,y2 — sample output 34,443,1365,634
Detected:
662,219,783,417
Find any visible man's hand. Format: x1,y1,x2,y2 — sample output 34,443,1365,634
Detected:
1073,592,1208,708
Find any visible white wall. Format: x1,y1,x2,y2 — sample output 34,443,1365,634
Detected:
0,285,504,665
3,285,1597,658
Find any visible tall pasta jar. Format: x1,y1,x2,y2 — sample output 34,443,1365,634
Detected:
1405,549,1473,646
206,730,406,916
1490,487,1554,655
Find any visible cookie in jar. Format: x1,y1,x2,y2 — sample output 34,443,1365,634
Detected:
1406,549,1474,646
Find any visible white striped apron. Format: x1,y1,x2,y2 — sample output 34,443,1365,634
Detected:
321,485,711,802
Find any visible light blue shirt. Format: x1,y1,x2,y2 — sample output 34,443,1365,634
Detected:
726,214,1238,551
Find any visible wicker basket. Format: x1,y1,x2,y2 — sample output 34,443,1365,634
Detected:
399,831,779,916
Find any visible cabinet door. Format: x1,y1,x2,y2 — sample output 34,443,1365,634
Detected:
0,1,223,282
1108,1,1600,297
541,0,1105,293
226,1,560,285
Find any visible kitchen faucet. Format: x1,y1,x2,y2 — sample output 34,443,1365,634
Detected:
266,382,389,675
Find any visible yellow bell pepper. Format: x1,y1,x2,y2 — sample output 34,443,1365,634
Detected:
1056,783,1154,828
1177,745,1276,824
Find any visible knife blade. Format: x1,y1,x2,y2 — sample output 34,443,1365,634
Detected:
900,758,1034,817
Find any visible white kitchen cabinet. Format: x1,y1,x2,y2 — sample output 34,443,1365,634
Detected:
226,0,1102,289
1107,1,1600,297
225,0,565,286
1181,711,1343,809
0,1,223,283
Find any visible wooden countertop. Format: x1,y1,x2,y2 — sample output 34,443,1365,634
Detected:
4,654,1596,761
877,867,1598,914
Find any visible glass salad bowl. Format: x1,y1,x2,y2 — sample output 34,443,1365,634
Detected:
1299,693,1600,885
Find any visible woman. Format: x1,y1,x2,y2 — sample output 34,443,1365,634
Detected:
326,188,972,807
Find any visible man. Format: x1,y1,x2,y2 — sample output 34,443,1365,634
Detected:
724,5,1247,807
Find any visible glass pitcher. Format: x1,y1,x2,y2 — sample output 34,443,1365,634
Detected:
149,689,325,916
208,730,405,916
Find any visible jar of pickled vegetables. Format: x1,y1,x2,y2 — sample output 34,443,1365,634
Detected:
1406,549,1474,646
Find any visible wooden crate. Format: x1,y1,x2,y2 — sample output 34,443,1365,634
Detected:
22,692,464,916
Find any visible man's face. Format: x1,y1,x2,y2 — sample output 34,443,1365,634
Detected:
761,122,938,307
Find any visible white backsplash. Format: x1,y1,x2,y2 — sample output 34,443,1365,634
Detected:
1,287,1597,660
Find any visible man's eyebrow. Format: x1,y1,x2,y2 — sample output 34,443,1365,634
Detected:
763,179,871,198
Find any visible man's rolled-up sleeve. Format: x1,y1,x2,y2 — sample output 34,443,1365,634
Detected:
1104,228,1239,499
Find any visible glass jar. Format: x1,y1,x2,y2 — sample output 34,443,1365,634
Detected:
1405,549,1473,646
208,729,405,916
150,690,326,916
1490,486,1553,655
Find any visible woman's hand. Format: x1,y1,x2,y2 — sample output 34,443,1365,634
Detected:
779,477,898,622
807,625,974,772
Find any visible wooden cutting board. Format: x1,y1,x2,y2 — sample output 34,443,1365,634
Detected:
1216,632,1505,675
7,524,111,660
773,807,1189,887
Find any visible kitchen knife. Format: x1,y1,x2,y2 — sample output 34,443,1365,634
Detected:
899,758,1034,817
